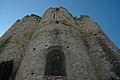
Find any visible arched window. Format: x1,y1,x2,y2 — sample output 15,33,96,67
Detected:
44,50,66,76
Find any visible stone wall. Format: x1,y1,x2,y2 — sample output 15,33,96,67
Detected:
0,14,41,80
76,15,120,79
14,8,96,80
0,7,120,80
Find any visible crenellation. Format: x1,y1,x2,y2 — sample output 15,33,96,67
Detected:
0,13,41,80
77,13,120,79
0,7,120,80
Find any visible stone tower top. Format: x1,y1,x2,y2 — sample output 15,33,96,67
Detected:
39,7,76,27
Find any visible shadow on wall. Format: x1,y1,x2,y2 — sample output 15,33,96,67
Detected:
0,60,14,80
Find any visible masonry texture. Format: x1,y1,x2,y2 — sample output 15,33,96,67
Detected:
0,7,120,80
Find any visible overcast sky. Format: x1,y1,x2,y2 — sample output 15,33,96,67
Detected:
0,0,120,48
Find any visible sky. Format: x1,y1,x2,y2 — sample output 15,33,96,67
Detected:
0,0,120,48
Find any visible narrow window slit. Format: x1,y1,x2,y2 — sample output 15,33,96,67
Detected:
53,14,55,19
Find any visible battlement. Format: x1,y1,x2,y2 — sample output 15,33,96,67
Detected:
0,7,120,80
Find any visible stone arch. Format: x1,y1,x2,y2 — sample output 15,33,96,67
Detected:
44,49,66,76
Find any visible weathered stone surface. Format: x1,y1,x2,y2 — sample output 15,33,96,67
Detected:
0,7,120,80
0,15,41,80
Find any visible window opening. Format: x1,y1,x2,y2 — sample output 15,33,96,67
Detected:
44,50,66,76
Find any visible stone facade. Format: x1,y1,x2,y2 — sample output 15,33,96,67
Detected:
0,7,120,80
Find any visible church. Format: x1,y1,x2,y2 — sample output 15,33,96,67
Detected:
0,7,120,80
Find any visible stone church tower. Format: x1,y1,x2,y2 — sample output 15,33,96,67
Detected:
0,7,120,80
